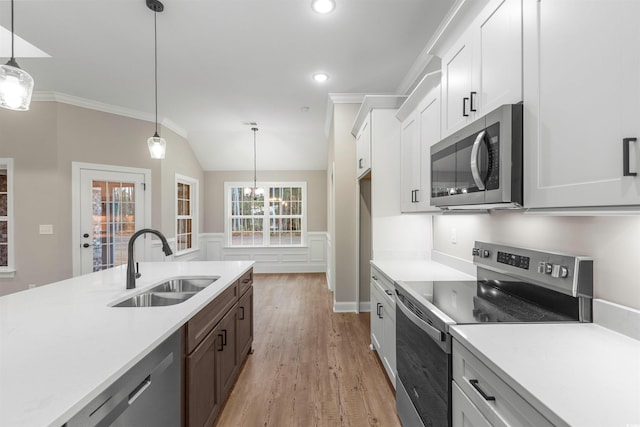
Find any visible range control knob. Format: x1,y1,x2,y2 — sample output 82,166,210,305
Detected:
472,248,480,256
551,265,569,278
482,249,490,258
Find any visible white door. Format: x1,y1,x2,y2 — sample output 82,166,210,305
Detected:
75,167,148,275
400,112,420,212
418,87,442,212
442,29,475,136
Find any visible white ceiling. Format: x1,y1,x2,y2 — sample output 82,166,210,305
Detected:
1,0,453,171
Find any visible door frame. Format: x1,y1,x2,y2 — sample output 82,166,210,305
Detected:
71,162,152,277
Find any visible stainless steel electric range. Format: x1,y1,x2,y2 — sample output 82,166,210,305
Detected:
394,241,593,427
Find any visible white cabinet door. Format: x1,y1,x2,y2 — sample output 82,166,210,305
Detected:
441,0,522,138
356,114,372,179
370,282,384,352
400,112,421,212
381,296,396,388
523,0,640,208
442,28,476,136
417,87,443,212
452,382,492,427
476,0,522,114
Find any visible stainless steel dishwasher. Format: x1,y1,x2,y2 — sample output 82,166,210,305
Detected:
64,330,181,426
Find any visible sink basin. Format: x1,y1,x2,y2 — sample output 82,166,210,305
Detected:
149,277,218,293
113,292,194,307
111,276,219,308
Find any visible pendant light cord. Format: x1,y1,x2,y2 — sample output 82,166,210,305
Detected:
252,127,258,198
153,10,159,136
10,0,15,60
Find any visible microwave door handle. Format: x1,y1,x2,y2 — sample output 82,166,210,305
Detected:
470,130,487,191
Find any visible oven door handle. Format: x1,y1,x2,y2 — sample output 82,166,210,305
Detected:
396,294,445,343
470,130,487,191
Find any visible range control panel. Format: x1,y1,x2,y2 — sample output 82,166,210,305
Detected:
471,241,593,298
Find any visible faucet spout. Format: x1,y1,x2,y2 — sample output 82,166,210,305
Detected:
126,228,173,290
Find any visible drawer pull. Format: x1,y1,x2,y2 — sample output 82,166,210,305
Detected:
469,379,496,401
385,289,393,296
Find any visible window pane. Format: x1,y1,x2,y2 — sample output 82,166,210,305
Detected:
0,194,6,216
0,243,7,267
0,221,6,244
0,170,6,192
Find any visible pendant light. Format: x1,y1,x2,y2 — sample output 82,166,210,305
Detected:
0,0,34,111
251,126,261,200
146,0,166,159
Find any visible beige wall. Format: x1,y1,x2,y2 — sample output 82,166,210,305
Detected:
203,170,327,233
0,101,203,295
330,103,360,305
433,211,640,310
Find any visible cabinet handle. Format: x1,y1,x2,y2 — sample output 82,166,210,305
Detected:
414,189,419,203
217,335,224,351
372,275,378,281
469,379,496,401
221,329,227,346
239,306,245,320
623,137,637,176
463,97,470,117
470,91,477,112
376,303,381,318
385,290,393,296
379,305,383,319
359,158,364,169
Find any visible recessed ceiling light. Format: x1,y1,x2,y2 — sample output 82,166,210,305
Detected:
311,0,335,14
312,72,329,83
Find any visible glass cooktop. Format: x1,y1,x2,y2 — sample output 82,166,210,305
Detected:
396,279,578,325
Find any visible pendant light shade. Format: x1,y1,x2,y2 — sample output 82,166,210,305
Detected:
0,0,34,111
146,0,166,159
147,133,166,159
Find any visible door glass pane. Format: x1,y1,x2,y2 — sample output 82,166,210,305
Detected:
92,180,137,272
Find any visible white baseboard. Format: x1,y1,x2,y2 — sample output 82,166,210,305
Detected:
359,301,371,312
333,301,358,313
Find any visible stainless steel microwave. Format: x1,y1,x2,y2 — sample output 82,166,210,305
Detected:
430,103,523,209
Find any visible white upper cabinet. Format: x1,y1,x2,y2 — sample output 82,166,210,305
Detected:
398,73,442,213
355,114,372,179
523,0,640,208
400,112,421,211
441,0,522,137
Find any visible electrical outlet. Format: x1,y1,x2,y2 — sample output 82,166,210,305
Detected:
450,228,457,244
39,224,53,235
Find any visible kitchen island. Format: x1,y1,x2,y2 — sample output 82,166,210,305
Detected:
0,261,253,427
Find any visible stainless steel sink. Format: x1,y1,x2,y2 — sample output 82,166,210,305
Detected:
149,277,218,293
111,276,219,308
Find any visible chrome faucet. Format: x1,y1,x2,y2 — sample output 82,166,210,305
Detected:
126,228,173,289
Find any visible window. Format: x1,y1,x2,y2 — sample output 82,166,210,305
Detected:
0,159,14,277
175,174,198,254
225,182,307,247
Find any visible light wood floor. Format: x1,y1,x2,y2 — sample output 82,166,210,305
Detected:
214,273,401,427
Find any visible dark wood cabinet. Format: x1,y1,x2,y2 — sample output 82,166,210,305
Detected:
185,328,220,427
215,308,237,402
183,268,253,427
236,286,253,365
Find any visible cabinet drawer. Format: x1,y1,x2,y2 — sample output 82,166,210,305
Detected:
371,266,395,307
238,268,253,296
186,282,238,354
452,340,554,427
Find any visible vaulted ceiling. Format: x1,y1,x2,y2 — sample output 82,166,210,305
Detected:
1,0,453,170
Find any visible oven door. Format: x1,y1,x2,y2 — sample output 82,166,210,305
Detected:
396,293,451,427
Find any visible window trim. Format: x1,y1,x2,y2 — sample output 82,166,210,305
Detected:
174,173,199,256
0,158,15,278
224,181,308,248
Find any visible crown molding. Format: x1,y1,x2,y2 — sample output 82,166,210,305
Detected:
324,93,366,137
397,0,468,94
31,91,189,139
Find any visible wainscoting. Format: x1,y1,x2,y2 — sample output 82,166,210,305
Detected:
152,232,328,274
